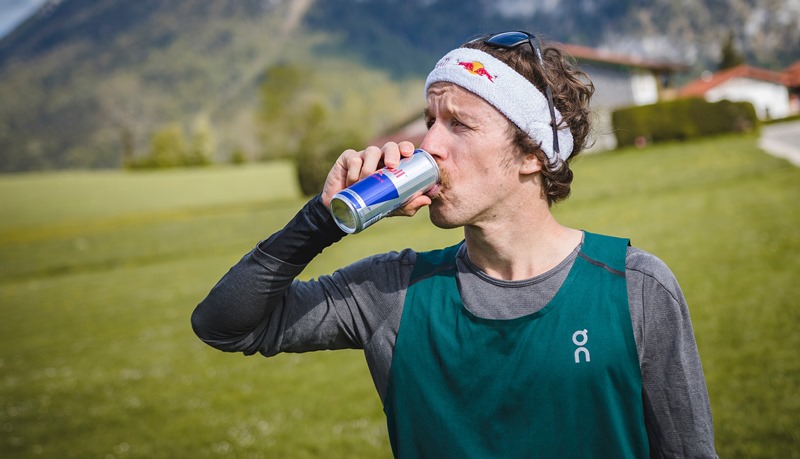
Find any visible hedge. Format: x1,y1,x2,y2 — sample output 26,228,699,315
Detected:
612,98,759,147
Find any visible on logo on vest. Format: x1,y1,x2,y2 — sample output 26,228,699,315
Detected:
573,329,591,363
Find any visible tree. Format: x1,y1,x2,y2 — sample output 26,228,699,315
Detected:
718,31,746,71
98,75,166,166
258,63,312,160
294,103,365,196
148,124,186,168
186,117,214,166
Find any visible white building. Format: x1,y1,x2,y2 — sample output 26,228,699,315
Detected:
678,65,790,120
561,44,688,151
781,61,800,115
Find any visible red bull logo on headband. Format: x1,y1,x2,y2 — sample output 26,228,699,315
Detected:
457,61,495,82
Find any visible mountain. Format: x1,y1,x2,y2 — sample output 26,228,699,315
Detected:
0,0,326,171
0,0,798,172
0,0,48,38
307,0,800,72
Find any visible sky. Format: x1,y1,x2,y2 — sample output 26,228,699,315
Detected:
0,0,48,39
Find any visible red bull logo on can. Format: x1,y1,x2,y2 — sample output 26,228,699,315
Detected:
458,61,495,82
384,167,406,178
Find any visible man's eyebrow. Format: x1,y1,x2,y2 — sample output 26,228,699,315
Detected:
423,102,464,120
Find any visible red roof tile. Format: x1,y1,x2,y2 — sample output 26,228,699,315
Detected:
784,61,800,87
678,64,789,97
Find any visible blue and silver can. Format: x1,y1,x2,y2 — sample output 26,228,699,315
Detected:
330,149,440,233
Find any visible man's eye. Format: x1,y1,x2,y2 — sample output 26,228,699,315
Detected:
425,118,435,129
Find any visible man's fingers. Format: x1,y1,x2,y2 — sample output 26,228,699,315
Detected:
398,141,416,159
344,152,364,186
322,142,421,208
360,146,383,180
391,195,432,217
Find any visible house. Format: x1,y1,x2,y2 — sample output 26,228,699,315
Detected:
784,61,800,114
560,44,689,106
370,43,689,152
677,65,792,120
560,44,689,150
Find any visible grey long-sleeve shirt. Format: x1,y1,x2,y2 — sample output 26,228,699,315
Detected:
192,195,717,458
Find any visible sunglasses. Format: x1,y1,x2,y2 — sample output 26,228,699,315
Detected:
479,31,560,158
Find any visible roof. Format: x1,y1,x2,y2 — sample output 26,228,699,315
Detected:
678,64,789,97
560,44,690,73
784,61,800,87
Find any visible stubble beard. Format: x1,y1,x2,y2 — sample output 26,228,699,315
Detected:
429,202,458,229
428,168,463,229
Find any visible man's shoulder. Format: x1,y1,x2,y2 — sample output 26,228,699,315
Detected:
626,246,672,274
327,249,420,302
342,243,463,279
625,246,683,297
348,248,419,270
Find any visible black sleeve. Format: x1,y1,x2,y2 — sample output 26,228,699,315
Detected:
257,194,346,264
190,195,346,352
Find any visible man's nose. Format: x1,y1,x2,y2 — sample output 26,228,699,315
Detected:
419,122,447,162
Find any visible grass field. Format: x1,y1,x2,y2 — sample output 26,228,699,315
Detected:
1,135,798,458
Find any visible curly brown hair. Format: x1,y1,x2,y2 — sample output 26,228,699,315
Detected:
463,35,594,206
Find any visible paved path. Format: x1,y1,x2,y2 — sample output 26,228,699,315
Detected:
759,120,800,166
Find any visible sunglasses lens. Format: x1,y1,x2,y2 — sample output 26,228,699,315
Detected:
485,31,529,48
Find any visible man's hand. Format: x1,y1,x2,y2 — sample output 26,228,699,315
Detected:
321,141,432,217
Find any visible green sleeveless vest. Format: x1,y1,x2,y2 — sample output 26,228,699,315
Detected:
384,232,649,458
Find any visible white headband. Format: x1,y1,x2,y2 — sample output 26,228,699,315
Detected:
425,47,573,165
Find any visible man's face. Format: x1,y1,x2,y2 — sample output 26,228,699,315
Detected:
421,83,529,229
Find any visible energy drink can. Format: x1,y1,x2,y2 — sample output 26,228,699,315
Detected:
330,149,440,234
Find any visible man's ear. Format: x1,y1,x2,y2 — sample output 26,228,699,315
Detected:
520,151,544,175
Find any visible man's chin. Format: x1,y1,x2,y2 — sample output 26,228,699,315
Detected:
428,206,461,230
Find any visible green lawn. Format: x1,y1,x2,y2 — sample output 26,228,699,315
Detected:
1,135,798,457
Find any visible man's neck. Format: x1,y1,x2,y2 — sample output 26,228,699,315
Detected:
463,208,582,281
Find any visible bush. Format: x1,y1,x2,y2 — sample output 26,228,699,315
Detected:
294,127,364,196
612,98,759,147
290,102,367,196
126,122,212,169
229,147,247,165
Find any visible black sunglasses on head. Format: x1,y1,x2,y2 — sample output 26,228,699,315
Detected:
478,31,560,157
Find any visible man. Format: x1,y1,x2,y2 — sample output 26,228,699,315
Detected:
192,31,717,457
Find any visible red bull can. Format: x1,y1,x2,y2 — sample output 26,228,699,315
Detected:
330,149,440,234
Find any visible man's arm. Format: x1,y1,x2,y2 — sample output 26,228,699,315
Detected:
627,249,717,458
191,193,416,362
190,194,349,354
